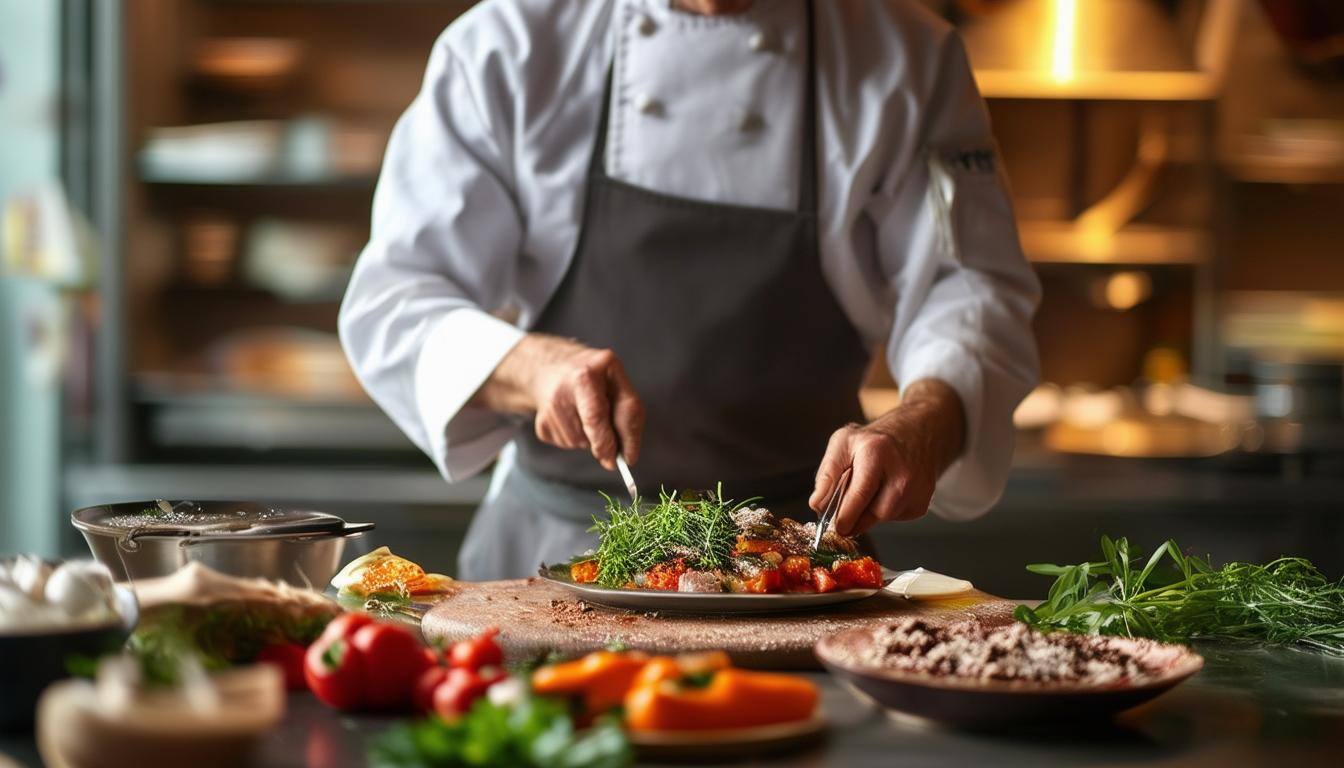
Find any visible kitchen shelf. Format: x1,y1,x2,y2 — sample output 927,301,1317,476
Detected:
206,0,469,5
64,462,483,508
140,169,377,189
975,70,1221,102
1018,222,1212,266
161,280,348,304
135,388,413,453
1221,153,1344,185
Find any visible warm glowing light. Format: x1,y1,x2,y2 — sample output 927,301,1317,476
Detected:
1103,271,1153,311
1051,0,1078,83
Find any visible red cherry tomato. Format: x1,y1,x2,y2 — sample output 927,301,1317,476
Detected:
350,622,434,710
413,666,448,715
432,667,496,720
321,613,374,642
304,635,364,710
812,567,839,594
256,642,307,690
448,627,504,671
832,557,884,589
744,567,782,594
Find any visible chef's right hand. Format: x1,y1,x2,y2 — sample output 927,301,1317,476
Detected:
475,333,644,470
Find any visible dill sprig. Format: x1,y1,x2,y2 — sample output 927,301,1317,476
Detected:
1016,536,1344,656
587,484,756,588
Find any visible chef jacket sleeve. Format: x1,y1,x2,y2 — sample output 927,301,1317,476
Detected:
339,35,526,482
871,33,1041,521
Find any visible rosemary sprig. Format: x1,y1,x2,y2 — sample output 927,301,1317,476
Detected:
586,484,755,588
1016,536,1344,656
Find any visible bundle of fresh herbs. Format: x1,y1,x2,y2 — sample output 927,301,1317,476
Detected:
587,485,754,588
1015,536,1344,656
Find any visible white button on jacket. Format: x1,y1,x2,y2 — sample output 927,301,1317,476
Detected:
339,0,1042,522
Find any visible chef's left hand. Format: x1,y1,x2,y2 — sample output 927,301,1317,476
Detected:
809,379,966,537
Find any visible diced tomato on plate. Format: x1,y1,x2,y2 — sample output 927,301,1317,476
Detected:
570,559,599,584
832,557,884,589
645,558,689,591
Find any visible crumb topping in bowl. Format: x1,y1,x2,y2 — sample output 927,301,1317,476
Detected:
850,618,1188,686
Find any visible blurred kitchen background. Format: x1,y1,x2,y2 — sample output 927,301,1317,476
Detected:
2,0,1342,595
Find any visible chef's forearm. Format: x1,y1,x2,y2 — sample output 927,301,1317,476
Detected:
871,378,966,475
471,333,548,415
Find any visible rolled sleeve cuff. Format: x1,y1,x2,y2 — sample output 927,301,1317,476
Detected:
414,308,526,482
893,340,997,522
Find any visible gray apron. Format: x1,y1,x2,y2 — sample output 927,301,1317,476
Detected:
459,0,870,581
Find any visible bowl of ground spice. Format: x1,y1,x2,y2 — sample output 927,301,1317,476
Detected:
815,617,1203,728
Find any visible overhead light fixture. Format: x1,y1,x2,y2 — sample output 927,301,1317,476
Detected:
1050,0,1077,83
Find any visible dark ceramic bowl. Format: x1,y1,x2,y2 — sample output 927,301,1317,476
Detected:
815,627,1204,730
0,582,138,731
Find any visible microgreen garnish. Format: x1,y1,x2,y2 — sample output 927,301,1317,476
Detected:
586,484,756,589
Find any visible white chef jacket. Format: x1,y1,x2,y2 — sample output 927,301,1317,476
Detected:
338,0,1042,521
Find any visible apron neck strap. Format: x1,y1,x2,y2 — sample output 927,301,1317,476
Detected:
589,0,819,218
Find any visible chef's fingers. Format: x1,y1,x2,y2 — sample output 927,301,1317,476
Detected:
606,360,645,464
539,389,588,450
867,474,908,526
848,509,882,538
573,357,619,470
810,428,852,512
845,471,906,536
833,449,882,537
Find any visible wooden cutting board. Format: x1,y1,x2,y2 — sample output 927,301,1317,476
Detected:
420,577,1018,669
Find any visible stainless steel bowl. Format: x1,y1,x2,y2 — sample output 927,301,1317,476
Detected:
71,500,374,588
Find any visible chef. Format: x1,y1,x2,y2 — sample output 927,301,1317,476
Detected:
340,0,1040,580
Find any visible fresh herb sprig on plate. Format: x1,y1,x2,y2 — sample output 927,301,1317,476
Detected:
587,484,756,588
1015,536,1344,656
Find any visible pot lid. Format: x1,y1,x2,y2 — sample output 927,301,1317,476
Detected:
71,500,361,538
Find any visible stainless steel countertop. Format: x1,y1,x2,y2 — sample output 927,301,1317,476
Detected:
4,642,1342,767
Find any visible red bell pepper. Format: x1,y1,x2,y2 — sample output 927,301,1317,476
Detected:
305,634,365,710
256,642,307,690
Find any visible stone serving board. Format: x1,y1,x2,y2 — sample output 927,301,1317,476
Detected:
419,577,1018,669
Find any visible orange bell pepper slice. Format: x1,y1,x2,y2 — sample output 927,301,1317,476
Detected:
631,651,732,687
531,651,649,716
624,667,818,732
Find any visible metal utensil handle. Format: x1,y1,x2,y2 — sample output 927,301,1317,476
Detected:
813,467,852,550
177,521,376,542
615,453,639,504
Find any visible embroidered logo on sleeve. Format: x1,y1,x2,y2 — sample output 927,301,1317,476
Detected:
941,147,996,175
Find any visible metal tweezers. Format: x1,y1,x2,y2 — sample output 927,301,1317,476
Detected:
813,467,852,550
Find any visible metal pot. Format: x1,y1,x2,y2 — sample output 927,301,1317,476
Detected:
71,500,374,588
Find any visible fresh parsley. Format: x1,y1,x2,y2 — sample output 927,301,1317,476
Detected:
368,693,631,768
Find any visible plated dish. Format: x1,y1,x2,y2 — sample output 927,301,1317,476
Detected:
564,489,887,593
546,488,890,611
539,565,886,613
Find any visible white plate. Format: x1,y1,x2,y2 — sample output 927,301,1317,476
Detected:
538,565,887,614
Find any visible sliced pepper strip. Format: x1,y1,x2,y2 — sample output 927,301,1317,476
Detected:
624,667,818,732
531,650,650,716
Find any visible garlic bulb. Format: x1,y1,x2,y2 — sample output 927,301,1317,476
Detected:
44,560,117,621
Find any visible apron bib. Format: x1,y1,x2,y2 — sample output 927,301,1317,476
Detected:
460,0,870,580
